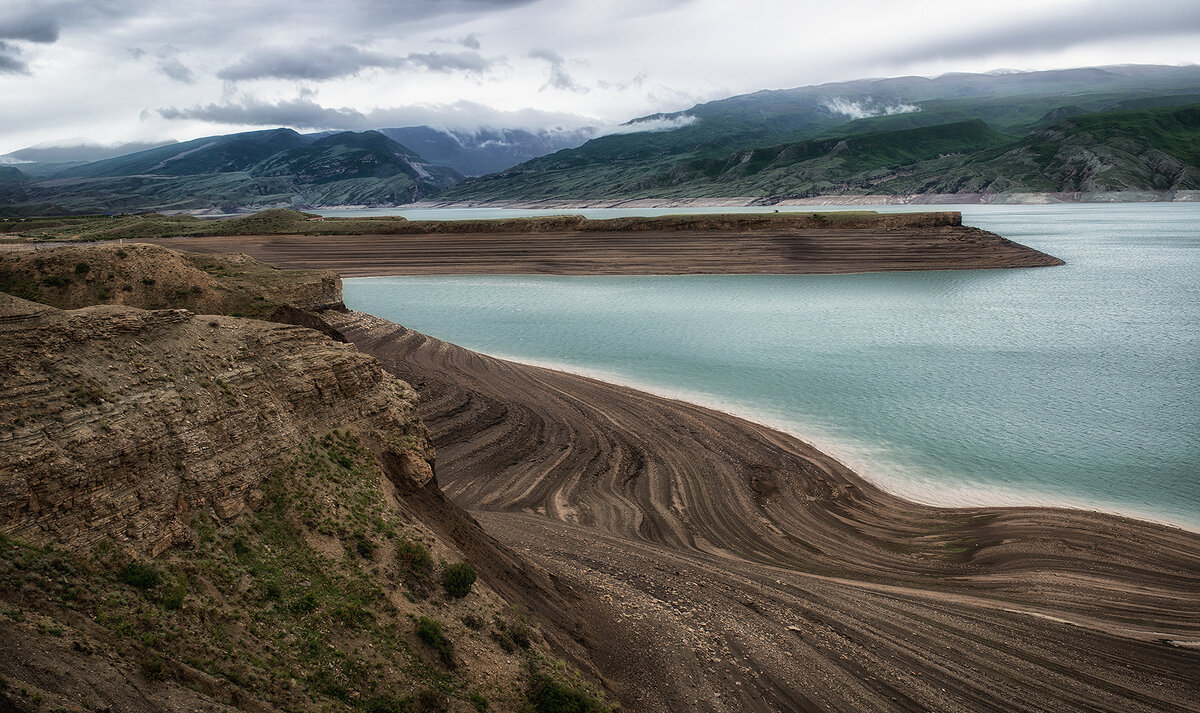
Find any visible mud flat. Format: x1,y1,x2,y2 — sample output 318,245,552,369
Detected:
142,211,1064,276
320,308,1200,713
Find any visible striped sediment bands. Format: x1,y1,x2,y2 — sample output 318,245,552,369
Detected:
325,308,1200,713
143,223,1063,277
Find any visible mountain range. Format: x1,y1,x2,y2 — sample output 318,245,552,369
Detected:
3,64,1200,215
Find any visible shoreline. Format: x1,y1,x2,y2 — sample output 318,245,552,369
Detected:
139,214,1064,276
401,189,1200,210
321,305,1200,711
444,343,1200,534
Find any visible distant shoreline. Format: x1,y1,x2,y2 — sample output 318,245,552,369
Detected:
401,189,1200,210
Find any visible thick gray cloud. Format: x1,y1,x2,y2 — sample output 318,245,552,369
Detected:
0,12,60,43
157,96,596,133
887,0,1200,63
0,3,66,74
218,45,492,81
0,42,27,74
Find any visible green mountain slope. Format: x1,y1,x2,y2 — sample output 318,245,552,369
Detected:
443,65,1200,202
0,131,463,214
443,104,1200,201
62,128,309,179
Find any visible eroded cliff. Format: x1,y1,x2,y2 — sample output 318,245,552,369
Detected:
0,248,611,713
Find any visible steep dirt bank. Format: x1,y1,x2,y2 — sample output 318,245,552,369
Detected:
325,308,1200,713
0,252,616,712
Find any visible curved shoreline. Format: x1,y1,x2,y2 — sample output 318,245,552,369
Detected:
321,307,1200,713
447,346,1200,534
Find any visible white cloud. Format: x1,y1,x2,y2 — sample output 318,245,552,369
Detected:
0,0,1197,153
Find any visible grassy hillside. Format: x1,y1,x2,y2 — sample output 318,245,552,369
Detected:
0,131,462,215
441,66,1200,202
0,430,609,712
443,103,1200,200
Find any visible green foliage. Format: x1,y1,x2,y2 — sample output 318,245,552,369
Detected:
0,433,557,712
441,563,476,599
73,261,90,275
415,616,455,668
492,615,531,653
396,539,432,574
526,668,607,713
118,561,160,590
40,275,71,289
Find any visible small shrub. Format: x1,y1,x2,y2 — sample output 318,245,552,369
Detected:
493,616,532,653
118,561,160,590
138,652,166,680
396,538,432,574
40,275,71,288
74,261,90,275
353,532,377,560
470,693,489,712
526,670,606,713
415,616,455,668
115,249,128,259
461,613,486,630
289,590,319,614
159,582,186,610
441,562,476,599
141,277,155,286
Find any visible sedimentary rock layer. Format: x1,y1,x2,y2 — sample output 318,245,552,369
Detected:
0,293,429,555
142,213,1063,277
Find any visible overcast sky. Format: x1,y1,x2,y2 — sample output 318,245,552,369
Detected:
1,0,1198,154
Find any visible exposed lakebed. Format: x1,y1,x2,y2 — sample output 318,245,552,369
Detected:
343,203,1200,528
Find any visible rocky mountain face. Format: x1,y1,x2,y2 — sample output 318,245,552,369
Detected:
0,246,612,713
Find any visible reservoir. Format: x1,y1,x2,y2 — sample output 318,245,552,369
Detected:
342,203,1200,529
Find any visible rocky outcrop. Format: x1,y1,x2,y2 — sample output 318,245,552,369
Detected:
0,291,431,556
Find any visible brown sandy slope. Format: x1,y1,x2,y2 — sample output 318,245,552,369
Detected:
140,222,1063,277
322,309,1200,713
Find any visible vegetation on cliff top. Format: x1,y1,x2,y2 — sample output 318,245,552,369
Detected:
0,432,610,712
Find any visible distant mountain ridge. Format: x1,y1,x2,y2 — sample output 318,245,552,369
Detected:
0,129,462,214
4,64,1200,214
441,65,1200,202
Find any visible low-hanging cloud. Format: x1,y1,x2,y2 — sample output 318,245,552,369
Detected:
157,96,599,134
217,45,493,82
604,114,697,134
884,0,1200,64
529,48,588,93
157,57,195,83
820,97,919,120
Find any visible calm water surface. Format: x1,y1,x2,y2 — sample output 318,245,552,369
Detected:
343,204,1200,529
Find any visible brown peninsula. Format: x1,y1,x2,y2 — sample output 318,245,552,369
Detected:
131,210,1064,276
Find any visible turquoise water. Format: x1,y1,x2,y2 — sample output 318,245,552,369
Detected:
342,204,1200,529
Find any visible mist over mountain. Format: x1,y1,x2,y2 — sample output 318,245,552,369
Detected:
4,65,1200,215
442,64,1200,202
